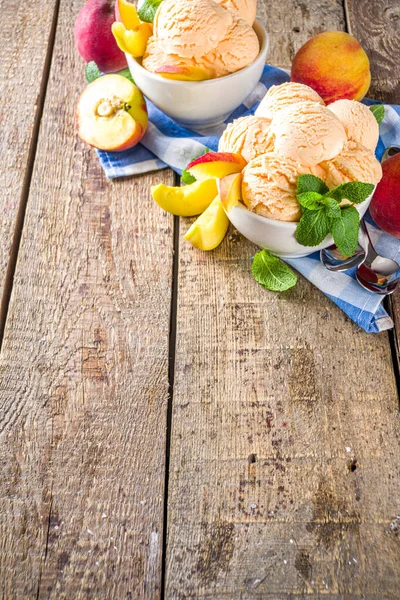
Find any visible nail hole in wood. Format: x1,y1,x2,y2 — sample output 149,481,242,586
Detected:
293,26,300,32
348,459,358,472
248,453,257,464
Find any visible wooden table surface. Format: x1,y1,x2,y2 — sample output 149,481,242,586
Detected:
1,0,400,598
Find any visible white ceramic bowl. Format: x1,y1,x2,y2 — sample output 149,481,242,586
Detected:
126,20,269,129
225,192,374,258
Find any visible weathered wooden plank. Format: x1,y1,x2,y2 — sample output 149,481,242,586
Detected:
0,0,174,598
345,0,400,393
166,1,400,598
0,0,58,335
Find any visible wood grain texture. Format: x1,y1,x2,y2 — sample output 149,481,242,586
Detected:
0,0,174,598
165,2,400,598
0,0,58,329
345,0,400,386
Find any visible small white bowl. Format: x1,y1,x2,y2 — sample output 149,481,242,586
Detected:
225,193,374,258
126,20,269,129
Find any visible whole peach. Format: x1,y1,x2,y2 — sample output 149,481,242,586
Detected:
291,31,371,104
74,0,127,73
370,153,400,238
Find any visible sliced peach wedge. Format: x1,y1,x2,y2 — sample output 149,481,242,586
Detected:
112,21,152,57
151,179,218,217
218,172,242,213
184,196,229,251
76,74,148,151
186,152,247,181
155,65,212,82
115,0,141,29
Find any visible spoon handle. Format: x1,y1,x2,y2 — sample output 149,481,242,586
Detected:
360,219,378,262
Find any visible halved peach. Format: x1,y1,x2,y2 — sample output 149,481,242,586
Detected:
186,151,247,181
112,21,152,57
184,195,229,251
115,0,141,29
76,74,148,151
155,65,212,81
151,179,218,216
218,172,242,212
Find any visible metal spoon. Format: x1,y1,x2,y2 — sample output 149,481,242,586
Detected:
320,241,365,271
355,220,400,295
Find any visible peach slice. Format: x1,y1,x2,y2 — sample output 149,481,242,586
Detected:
112,21,152,57
184,196,230,251
115,0,141,29
155,65,212,82
218,172,242,213
186,151,247,181
76,74,148,151
151,179,218,217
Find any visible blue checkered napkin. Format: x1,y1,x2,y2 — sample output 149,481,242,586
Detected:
97,65,400,333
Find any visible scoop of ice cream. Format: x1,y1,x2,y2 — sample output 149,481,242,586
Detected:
255,82,325,119
205,14,259,76
214,0,257,24
270,102,347,167
319,140,383,188
154,0,232,59
241,153,311,222
142,36,217,77
219,115,273,161
328,99,379,152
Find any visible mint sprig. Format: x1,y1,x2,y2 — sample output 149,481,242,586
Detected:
295,175,374,256
86,61,101,83
370,104,385,125
138,0,164,22
252,249,297,292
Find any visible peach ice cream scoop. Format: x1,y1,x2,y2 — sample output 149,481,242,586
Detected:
205,14,259,75
153,0,232,59
255,82,325,119
270,102,347,167
328,99,379,152
241,153,311,222
142,37,216,79
219,115,273,161
215,0,257,25
319,140,383,188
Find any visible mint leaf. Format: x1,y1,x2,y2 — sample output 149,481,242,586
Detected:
297,191,323,210
118,68,135,84
181,169,196,185
321,197,341,220
331,206,360,256
297,174,329,195
327,182,375,204
138,0,164,22
370,104,385,125
85,61,101,83
252,249,297,292
295,208,330,246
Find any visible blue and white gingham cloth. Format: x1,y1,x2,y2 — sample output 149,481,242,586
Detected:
97,65,400,333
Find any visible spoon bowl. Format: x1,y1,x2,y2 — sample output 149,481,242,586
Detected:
320,243,365,271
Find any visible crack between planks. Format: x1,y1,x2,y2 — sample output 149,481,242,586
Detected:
385,296,400,408
36,488,54,600
0,0,61,350
161,202,180,599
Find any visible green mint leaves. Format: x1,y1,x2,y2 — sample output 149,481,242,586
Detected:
138,0,164,22
252,249,297,292
370,104,385,125
85,61,101,83
295,175,374,256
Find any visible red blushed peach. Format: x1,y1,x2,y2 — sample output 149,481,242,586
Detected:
291,31,371,104
187,152,247,181
74,0,127,73
370,153,400,238
155,65,212,81
77,74,148,152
